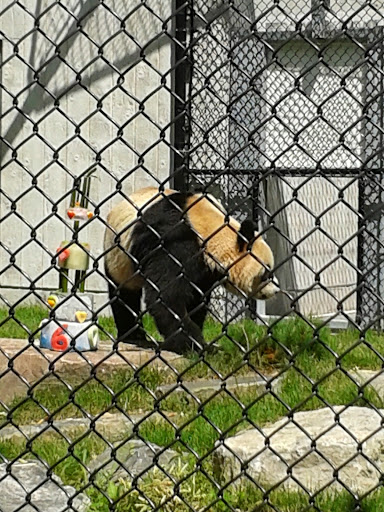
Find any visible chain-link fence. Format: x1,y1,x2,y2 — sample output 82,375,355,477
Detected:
1,1,384,511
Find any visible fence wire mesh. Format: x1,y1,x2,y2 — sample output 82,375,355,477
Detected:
1,1,384,511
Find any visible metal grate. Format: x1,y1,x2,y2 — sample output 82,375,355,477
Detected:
1,1,384,511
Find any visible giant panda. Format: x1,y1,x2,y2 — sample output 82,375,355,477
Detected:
103,186,279,354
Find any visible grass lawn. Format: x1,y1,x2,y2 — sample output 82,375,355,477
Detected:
1,432,384,512
1,305,384,511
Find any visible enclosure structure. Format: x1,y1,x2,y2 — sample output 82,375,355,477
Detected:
184,1,384,328
1,1,384,511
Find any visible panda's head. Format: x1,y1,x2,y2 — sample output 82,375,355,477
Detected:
231,219,279,300
185,194,279,300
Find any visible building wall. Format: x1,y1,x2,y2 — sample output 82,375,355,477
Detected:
190,0,384,318
263,39,363,315
0,1,172,310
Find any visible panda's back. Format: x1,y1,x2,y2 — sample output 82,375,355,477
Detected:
130,192,197,260
104,187,223,290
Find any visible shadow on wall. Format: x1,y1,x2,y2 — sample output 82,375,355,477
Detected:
1,0,228,162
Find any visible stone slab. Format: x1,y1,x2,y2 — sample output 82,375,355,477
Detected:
351,369,384,397
156,374,281,396
214,406,384,495
0,460,89,512
0,338,184,403
0,412,144,443
89,439,181,482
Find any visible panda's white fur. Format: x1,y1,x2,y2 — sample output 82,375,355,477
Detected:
183,192,279,299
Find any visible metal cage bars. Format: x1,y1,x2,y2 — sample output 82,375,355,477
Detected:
0,1,384,511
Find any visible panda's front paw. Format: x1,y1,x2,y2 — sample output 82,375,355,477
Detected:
136,338,158,350
158,340,188,355
119,339,157,350
160,337,217,357
117,331,157,350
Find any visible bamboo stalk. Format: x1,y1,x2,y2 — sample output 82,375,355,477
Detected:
85,175,92,209
70,187,77,208
75,270,81,291
79,271,86,293
81,173,88,208
60,269,69,293
84,168,96,209
69,170,96,293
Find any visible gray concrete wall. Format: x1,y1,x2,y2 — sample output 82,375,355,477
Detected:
0,1,172,310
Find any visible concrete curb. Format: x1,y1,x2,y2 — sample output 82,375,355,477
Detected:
0,412,144,443
156,373,281,396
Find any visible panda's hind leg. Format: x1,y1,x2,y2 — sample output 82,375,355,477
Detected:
144,284,205,355
108,282,155,348
189,291,211,331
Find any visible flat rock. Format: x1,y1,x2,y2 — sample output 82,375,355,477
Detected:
351,369,384,397
0,460,89,512
156,374,281,396
214,406,384,495
0,338,184,402
0,412,143,443
89,439,181,482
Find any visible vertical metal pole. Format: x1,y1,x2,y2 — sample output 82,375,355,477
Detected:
375,36,384,328
356,176,366,326
0,41,3,294
171,0,192,192
356,28,384,329
380,29,384,329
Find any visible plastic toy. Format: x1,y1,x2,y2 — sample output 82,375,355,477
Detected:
40,169,99,352
39,293,99,352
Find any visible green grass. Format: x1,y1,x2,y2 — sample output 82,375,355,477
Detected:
0,305,49,338
86,465,384,512
1,306,384,510
0,304,162,341
3,310,384,440
1,432,383,512
5,367,167,426
0,304,116,340
1,305,383,374
0,432,108,487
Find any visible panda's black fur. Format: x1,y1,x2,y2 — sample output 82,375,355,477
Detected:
106,193,219,353
104,187,278,354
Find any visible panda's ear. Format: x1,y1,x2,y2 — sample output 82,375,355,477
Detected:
237,219,257,251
